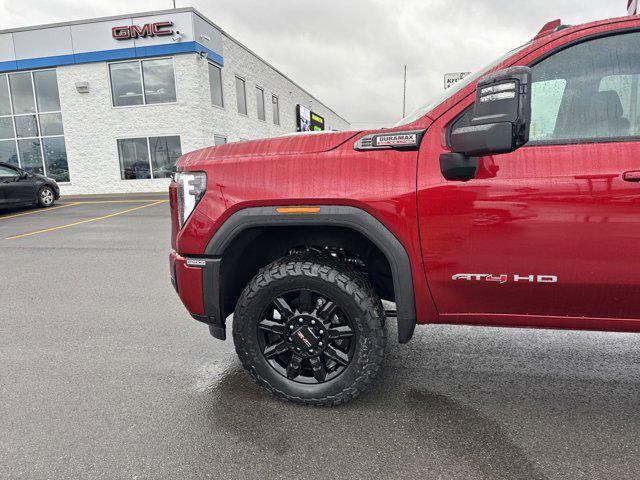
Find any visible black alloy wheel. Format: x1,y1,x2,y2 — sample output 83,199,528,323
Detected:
233,253,387,406
257,289,355,384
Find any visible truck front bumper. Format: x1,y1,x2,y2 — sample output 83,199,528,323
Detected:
169,250,226,340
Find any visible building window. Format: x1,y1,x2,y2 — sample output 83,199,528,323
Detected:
235,76,247,115
272,95,280,125
34,70,61,112
109,58,177,107
256,86,265,121
0,70,69,182
117,135,181,180
142,59,177,105
214,134,227,145
9,73,36,114
208,62,224,107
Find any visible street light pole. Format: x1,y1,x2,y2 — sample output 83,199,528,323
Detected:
402,65,407,118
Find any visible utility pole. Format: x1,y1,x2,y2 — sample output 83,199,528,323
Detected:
172,0,176,8
402,65,407,118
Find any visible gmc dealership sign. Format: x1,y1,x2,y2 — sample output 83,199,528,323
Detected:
112,21,174,40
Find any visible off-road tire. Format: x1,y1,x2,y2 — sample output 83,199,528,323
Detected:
233,253,387,406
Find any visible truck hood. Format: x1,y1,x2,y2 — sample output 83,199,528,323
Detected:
179,130,361,168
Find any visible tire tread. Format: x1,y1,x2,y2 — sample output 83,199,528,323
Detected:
233,252,386,406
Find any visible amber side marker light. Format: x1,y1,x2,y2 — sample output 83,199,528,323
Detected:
275,207,321,214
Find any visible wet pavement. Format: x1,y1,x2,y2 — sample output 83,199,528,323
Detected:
1,197,639,479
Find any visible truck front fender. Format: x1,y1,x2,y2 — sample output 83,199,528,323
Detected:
205,205,417,343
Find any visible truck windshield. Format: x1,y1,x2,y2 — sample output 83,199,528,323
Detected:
394,43,529,127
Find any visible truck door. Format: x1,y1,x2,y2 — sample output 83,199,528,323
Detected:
418,29,640,326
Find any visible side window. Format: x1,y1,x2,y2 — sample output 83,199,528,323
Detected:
0,165,19,177
599,74,640,135
449,31,640,146
529,79,566,141
530,31,640,143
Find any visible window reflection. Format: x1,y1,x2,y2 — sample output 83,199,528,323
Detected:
142,58,177,104
149,135,181,178
118,135,182,180
118,138,150,179
110,58,177,106
15,115,39,138
0,117,13,139
236,76,247,115
0,70,69,181
18,138,43,175
39,113,64,136
42,137,69,182
33,70,61,112
0,139,17,164
208,63,223,107
0,75,11,116
9,73,36,114
110,62,144,107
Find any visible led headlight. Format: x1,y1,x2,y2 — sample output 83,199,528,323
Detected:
175,171,207,228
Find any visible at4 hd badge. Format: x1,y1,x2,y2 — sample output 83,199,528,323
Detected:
452,273,558,284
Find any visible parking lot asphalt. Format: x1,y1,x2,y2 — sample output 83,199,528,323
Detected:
2,197,640,480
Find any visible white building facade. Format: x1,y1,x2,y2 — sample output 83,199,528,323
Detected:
0,8,350,195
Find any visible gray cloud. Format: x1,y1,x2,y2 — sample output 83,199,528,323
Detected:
0,0,627,128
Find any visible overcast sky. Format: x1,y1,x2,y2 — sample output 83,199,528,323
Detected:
0,0,628,128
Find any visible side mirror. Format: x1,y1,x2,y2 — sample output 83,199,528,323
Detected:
450,66,532,157
19,172,28,179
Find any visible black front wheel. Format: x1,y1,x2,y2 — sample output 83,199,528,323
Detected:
233,253,387,406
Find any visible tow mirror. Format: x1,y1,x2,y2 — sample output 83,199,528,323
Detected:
442,66,532,181
449,66,532,157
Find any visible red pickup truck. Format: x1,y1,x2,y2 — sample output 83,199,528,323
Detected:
170,15,640,405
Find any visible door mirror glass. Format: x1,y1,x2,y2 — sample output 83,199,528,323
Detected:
450,66,532,156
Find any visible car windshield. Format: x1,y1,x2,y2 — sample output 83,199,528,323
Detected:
394,43,529,127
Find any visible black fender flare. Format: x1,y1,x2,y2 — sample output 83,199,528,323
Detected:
205,205,416,343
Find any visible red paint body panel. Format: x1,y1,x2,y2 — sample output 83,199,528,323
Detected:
418,15,640,332
177,128,439,325
170,251,205,316
172,14,640,335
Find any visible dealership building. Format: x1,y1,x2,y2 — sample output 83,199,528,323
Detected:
0,8,350,195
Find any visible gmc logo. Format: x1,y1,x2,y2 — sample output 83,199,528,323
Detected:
112,21,174,40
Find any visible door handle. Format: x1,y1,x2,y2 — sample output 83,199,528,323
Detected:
622,170,640,182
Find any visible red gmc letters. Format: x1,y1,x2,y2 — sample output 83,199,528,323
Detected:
112,21,173,40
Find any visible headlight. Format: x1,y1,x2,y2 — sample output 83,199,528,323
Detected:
175,171,207,228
